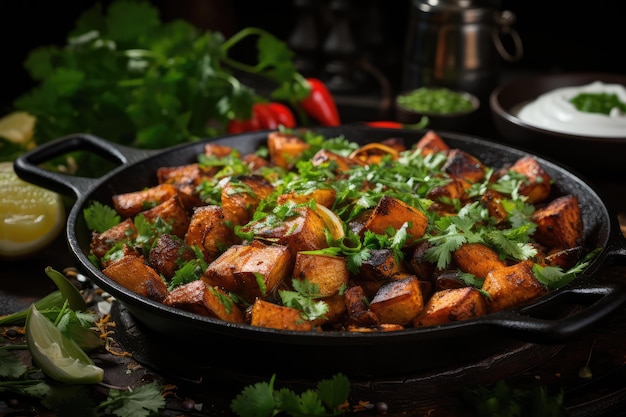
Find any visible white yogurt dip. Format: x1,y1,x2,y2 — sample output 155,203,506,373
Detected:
516,81,626,137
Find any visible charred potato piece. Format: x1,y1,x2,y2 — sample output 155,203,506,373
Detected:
240,206,328,256
311,148,364,172
157,163,216,196
112,183,179,218
441,148,486,185
250,299,313,331
531,194,583,250
362,195,428,244
102,255,168,302
221,175,274,226
185,205,237,263
276,186,337,209
141,195,191,238
163,280,245,324
267,131,311,170
426,177,468,211
545,246,585,270
509,156,552,204
292,253,349,297
414,287,487,327
344,285,379,327
415,130,450,155
452,242,508,279
148,234,195,279
203,240,291,303
482,260,548,312
480,188,508,224
357,248,408,281
369,276,424,325
90,217,137,259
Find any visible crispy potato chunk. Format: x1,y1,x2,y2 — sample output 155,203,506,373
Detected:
112,183,179,218
250,299,313,331
452,243,508,279
292,253,348,297
369,276,424,325
482,260,548,312
357,249,407,281
157,163,215,196
203,240,291,303
415,130,450,155
267,132,310,169
344,285,379,327
221,175,274,226
276,187,337,209
441,148,486,185
311,148,363,172
362,195,428,244
90,218,137,259
240,206,328,256
163,280,245,324
141,195,191,238
102,255,168,302
414,287,487,327
185,205,237,263
509,156,551,204
427,177,468,212
531,194,583,249
148,234,195,279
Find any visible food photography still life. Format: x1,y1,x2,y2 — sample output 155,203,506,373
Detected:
1,1,625,417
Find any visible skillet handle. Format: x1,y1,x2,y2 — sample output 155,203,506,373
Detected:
484,282,626,342
13,133,156,200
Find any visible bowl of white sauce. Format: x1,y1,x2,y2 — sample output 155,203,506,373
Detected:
490,72,626,178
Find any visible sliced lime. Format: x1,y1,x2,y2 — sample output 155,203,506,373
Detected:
25,304,104,384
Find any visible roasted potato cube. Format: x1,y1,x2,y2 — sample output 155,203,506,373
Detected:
344,285,379,327
482,260,548,312
163,280,245,324
90,217,137,259
362,195,428,244
415,130,450,155
311,148,363,172
414,287,487,327
441,148,486,185
292,253,349,297
157,163,215,195
426,177,468,210
531,194,583,249
407,241,436,282
357,248,407,281
221,175,274,226
250,299,313,331
267,131,311,169
240,206,328,256
141,195,191,238
185,205,237,263
276,186,337,209
452,242,507,279
203,240,291,303
112,183,178,218
369,276,424,325
480,188,508,224
311,294,347,327
204,143,235,158
509,156,551,204
545,246,584,270
148,234,195,279
102,255,168,302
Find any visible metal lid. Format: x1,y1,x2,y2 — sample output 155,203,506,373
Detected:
413,0,503,23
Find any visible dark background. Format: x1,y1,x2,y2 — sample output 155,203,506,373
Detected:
2,0,623,116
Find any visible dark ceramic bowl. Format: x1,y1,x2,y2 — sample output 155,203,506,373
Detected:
395,88,480,133
490,72,626,179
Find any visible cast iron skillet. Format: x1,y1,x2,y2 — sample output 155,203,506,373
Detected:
13,126,626,377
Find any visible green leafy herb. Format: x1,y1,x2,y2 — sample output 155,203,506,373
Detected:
570,92,626,115
83,201,121,233
280,279,329,322
230,373,350,417
97,382,165,417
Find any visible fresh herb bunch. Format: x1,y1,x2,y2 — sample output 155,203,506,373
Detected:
13,0,309,152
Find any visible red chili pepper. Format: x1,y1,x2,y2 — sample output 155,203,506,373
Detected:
364,121,404,128
227,117,260,134
267,102,296,128
253,103,279,130
299,78,341,126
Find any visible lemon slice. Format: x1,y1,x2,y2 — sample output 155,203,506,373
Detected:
26,304,104,384
0,162,65,259
0,111,36,145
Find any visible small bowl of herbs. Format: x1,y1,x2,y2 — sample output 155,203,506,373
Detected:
395,87,480,132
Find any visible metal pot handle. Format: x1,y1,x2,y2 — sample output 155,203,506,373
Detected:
13,133,157,200
492,10,524,63
483,281,626,342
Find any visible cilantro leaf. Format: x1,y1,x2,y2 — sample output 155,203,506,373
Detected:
83,201,121,233
102,382,165,417
0,348,28,378
230,375,277,417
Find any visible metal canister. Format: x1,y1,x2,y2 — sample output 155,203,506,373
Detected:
402,0,523,103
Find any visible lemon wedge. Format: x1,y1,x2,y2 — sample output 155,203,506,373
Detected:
0,111,36,145
26,304,104,384
0,162,65,259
